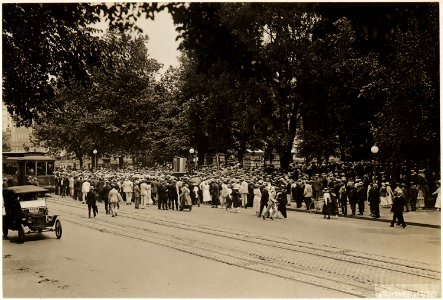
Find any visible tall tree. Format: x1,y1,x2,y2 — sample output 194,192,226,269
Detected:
32,32,163,166
3,3,102,125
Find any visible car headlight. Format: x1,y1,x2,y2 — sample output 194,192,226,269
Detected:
27,216,33,223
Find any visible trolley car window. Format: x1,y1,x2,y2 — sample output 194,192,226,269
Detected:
25,162,36,176
47,162,54,175
2,162,18,176
37,162,47,176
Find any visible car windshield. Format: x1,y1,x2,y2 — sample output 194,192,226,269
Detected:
17,193,45,201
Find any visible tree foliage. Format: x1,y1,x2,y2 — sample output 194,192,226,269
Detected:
3,3,103,125
6,2,440,171
32,32,163,166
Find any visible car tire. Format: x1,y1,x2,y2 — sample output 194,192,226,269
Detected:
55,219,62,239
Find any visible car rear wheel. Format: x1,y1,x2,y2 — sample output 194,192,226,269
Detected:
18,224,25,244
55,219,62,239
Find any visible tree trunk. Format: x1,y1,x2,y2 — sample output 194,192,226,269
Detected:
237,150,244,167
237,140,246,167
79,157,83,169
279,148,292,171
119,156,124,169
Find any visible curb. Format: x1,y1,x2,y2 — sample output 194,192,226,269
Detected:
286,207,441,229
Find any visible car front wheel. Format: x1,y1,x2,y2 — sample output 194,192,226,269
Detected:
55,219,62,239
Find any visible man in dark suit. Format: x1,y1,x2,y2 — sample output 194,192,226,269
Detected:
259,184,269,218
277,186,287,218
368,183,380,218
390,191,407,228
409,182,418,211
168,180,178,210
158,182,168,210
347,182,357,216
210,180,220,208
103,181,112,214
356,181,366,215
86,187,98,218
293,180,304,208
96,178,105,203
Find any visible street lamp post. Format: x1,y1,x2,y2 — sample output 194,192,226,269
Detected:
93,149,98,171
371,145,379,183
189,148,195,175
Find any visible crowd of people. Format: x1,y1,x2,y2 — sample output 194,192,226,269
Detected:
46,161,441,226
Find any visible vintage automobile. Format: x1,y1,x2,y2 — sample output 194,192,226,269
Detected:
2,185,62,243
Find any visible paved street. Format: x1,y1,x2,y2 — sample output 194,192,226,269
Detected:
3,195,441,298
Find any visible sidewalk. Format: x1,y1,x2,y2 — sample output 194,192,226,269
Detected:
286,202,441,229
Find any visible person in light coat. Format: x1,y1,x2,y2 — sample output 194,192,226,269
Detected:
261,186,277,220
140,180,149,208
122,178,133,205
303,180,313,211
239,179,249,208
253,184,262,217
146,183,153,205
68,175,75,197
81,178,91,204
386,182,394,206
433,182,441,211
220,182,229,208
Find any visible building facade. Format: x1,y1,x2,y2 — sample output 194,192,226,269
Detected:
2,103,44,152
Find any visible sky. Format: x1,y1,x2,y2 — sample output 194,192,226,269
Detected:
136,10,181,72
93,8,181,73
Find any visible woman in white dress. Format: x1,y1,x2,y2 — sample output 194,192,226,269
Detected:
220,182,229,208
386,182,393,206
146,183,153,205
416,184,425,210
379,183,388,207
433,183,441,211
253,184,262,216
200,180,211,204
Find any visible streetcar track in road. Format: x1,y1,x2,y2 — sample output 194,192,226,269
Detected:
48,198,440,297
60,211,374,297
51,199,441,279
52,199,438,271
112,207,441,279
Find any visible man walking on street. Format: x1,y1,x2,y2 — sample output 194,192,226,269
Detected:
103,180,112,214
86,186,98,218
108,184,122,217
81,178,90,204
390,190,407,228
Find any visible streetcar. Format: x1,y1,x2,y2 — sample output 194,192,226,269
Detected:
3,151,55,190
